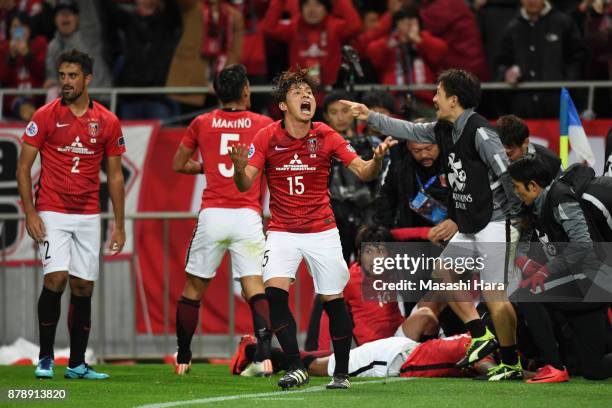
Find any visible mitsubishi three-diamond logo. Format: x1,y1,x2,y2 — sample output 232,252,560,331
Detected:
58,136,93,155
276,153,316,171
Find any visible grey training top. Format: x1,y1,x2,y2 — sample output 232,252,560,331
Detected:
533,188,593,274
367,109,522,223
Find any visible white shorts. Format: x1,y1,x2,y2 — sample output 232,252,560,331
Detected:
185,208,265,280
327,337,418,377
263,228,349,295
442,220,519,284
39,211,101,281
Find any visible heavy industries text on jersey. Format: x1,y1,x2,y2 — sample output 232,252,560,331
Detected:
22,99,125,214
248,121,358,233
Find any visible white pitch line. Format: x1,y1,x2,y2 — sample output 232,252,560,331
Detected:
135,377,411,408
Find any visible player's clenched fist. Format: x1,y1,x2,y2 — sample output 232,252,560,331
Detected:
229,143,249,173
25,210,46,243
339,99,370,120
373,136,398,161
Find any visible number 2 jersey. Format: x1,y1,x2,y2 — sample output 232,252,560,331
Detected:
21,98,125,214
248,121,358,233
181,109,273,213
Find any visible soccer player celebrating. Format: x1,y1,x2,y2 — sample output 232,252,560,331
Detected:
16,49,126,380
172,64,274,376
229,68,396,390
342,69,524,381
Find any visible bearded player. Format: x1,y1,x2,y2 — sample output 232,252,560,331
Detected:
171,64,274,376
17,49,126,380
230,68,396,390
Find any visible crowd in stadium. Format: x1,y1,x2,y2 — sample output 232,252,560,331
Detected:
7,0,612,390
0,0,611,122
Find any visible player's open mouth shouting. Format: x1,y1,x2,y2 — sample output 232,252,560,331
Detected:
300,100,312,115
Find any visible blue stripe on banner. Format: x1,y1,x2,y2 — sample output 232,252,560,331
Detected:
561,88,583,129
560,88,570,136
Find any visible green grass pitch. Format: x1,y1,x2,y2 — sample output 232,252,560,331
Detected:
1,364,611,408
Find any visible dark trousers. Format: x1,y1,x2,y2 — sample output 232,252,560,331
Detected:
550,302,612,379
519,292,612,379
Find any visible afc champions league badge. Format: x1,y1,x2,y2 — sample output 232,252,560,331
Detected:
88,121,99,143
307,137,317,158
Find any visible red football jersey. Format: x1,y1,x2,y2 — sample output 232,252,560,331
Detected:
22,98,125,214
248,121,358,233
400,334,471,378
182,109,273,213
319,262,405,349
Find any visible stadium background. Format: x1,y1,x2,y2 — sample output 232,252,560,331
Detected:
0,0,611,363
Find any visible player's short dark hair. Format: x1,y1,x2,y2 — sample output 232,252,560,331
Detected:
57,49,94,76
497,115,529,148
508,157,554,189
355,225,395,251
437,69,481,109
361,90,395,114
392,6,420,28
271,67,320,105
323,90,351,113
300,0,332,12
213,64,248,104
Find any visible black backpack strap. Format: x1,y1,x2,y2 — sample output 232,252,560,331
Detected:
559,164,595,197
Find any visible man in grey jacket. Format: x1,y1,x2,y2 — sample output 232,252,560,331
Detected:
341,69,524,381
44,0,111,102
508,158,612,381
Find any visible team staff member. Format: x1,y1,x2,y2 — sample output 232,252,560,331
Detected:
342,69,524,381
230,68,395,390
509,158,612,381
497,114,561,177
17,49,126,380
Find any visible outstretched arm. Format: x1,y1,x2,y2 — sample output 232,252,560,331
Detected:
347,136,397,181
340,100,437,143
230,143,260,192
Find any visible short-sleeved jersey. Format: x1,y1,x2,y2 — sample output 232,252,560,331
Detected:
182,109,273,213
22,98,125,214
249,121,358,233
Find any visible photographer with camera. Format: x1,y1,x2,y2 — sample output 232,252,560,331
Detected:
374,124,451,240
324,90,382,264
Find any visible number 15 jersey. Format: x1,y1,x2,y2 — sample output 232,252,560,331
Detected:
248,121,358,233
22,98,125,214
